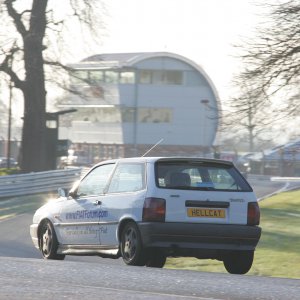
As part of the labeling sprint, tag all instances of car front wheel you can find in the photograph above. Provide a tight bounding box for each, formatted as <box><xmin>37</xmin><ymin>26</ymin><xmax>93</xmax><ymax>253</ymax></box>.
<box><xmin>223</xmin><ymin>250</ymin><xmax>254</xmax><ymax>274</ymax></box>
<box><xmin>40</xmin><ymin>220</ymin><xmax>65</xmax><ymax>260</ymax></box>
<box><xmin>120</xmin><ymin>222</ymin><xmax>146</xmax><ymax>266</ymax></box>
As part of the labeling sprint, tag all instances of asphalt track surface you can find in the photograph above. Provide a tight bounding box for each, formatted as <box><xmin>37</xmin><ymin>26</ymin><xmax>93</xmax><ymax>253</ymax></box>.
<box><xmin>0</xmin><ymin>255</ymin><xmax>299</xmax><ymax>300</ymax></box>
<box><xmin>0</xmin><ymin>177</ymin><xmax>299</xmax><ymax>299</ymax></box>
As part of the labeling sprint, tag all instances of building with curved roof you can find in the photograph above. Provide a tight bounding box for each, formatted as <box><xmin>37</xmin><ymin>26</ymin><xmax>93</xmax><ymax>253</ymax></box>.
<box><xmin>59</xmin><ymin>52</ymin><xmax>221</xmax><ymax>162</ymax></box>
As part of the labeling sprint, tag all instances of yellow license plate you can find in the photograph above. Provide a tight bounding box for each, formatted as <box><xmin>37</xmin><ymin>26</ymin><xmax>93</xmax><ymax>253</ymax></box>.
<box><xmin>187</xmin><ymin>208</ymin><xmax>225</xmax><ymax>218</ymax></box>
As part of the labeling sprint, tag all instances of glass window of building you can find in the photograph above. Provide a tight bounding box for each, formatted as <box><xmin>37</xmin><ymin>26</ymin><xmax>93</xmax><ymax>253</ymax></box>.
<box><xmin>165</xmin><ymin>70</ymin><xmax>183</xmax><ymax>85</ymax></box>
<box><xmin>185</xmin><ymin>71</ymin><xmax>205</xmax><ymax>86</ymax></box>
<box><xmin>120</xmin><ymin>71</ymin><xmax>135</xmax><ymax>84</ymax></box>
<box><xmin>73</xmin><ymin>107</ymin><xmax>122</xmax><ymax>123</ymax></box>
<box><xmin>72</xmin><ymin>107</ymin><xmax>172</xmax><ymax>123</ymax></box>
<box><xmin>89</xmin><ymin>70</ymin><xmax>104</xmax><ymax>84</ymax></box>
<box><xmin>121</xmin><ymin>108</ymin><xmax>135</xmax><ymax>122</ymax></box>
<box><xmin>105</xmin><ymin>71</ymin><xmax>119</xmax><ymax>84</ymax></box>
<box><xmin>70</xmin><ymin>70</ymin><xmax>89</xmax><ymax>85</ymax></box>
<box><xmin>139</xmin><ymin>70</ymin><xmax>152</xmax><ymax>84</ymax></box>
<box><xmin>152</xmin><ymin>70</ymin><xmax>163</xmax><ymax>84</ymax></box>
<box><xmin>151</xmin><ymin>70</ymin><xmax>183</xmax><ymax>85</ymax></box>
<box><xmin>138</xmin><ymin>108</ymin><xmax>172</xmax><ymax>123</ymax></box>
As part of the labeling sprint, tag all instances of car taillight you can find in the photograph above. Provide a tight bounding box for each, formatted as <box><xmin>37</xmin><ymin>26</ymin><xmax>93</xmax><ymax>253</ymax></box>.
<box><xmin>247</xmin><ymin>202</ymin><xmax>260</xmax><ymax>225</ymax></box>
<box><xmin>143</xmin><ymin>197</ymin><xmax>166</xmax><ymax>222</ymax></box>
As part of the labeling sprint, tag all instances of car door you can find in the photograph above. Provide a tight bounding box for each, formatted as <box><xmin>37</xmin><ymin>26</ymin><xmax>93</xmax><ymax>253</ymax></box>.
<box><xmin>56</xmin><ymin>163</ymin><xmax>115</xmax><ymax>245</ymax></box>
<box><xmin>98</xmin><ymin>162</ymin><xmax>146</xmax><ymax>246</ymax></box>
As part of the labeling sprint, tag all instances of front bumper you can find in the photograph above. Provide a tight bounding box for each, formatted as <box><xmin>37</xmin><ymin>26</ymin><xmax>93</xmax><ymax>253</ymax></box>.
<box><xmin>30</xmin><ymin>224</ymin><xmax>39</xmax><ymax>249</ymax></box>
<box><xmin>138</xmin><ymin>222</ymin><xmax>261</xmax><ymax>255</ymax></box>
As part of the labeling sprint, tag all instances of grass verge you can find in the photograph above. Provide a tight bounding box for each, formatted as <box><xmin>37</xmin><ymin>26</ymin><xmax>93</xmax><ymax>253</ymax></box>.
<box><xmin>0</xmin><ymin>168</ymin><xmax>20</xmax><ymax>176</ymax></box>
<box><xmin>165</xmin><ymin>190</ymin><xmax>300</xmax><ymax>279</ymax></box>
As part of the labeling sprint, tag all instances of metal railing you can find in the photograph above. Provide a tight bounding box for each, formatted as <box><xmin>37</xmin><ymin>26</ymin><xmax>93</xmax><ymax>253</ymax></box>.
<box><xmin>271</xmin><ymin>177</ymin><xmax>300</xmax><ymax>182</ymax></box>
<box><xmin>1</xmin><ymin>167</ymin><xmax>299</xmax><ymax>200</ymax></box>
<box><xmin>0</xmin><ymin>168</ymin><xmax>82</xmax><ymax>198</ymax></box>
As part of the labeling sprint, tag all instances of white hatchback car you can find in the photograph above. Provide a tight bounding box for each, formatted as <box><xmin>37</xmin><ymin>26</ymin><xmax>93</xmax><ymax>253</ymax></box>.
<box><xmin>30</xmin><ymin>157</ymin><xmax>261</xmax><ymax>274</ymax></box>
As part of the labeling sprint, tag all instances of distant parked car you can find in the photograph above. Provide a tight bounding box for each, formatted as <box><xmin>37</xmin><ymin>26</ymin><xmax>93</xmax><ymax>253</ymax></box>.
<box><xmin>0</xmin><ymin>157</ymin><xmax>18</xmax><ymax>168</ymax></box>
<box><xmin>59</xmin><ymin>149</ymin><xmax>90</xmax><ymax>167</ymax></box>
<box><xmin>30</xmin><ymin>157</ymin><xmax>261</xmax><ymax>274</ymax></box>
<box><xmin>235</xmin><ymin>157</ymin><xmax>251</xmax><ymax>178</ymax></box>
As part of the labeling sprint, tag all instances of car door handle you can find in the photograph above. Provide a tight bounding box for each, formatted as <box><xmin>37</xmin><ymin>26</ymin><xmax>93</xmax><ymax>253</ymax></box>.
<box><xmin>93</xmin><ymin>200</ymin><xmax>102</xmax><ymax>206</ymax></box>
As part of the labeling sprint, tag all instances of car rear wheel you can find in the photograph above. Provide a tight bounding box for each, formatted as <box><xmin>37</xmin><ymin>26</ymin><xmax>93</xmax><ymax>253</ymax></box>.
<box><xmin>223</xmin><ymin>250</ymin><xmax>254</xmax><ymax>274</ymax></box>
<box><xmin>146</xmin><ymin>250</ymin><xmax>166</xmax><ymax>268</ymax></box>
<box><xmin>120</xmin><ymin>222</ymin><xmax>146</xmax><ymax>266</ymax></box>
<box><xmin>40</xmin><ymin>221</ymin><xmax>65</xmax><ymax>260</ymax></box>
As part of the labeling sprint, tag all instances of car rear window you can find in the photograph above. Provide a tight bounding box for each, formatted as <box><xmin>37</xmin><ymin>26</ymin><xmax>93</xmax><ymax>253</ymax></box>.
<box><xmin>155</xmin><ymin>160</ymin><xmax>252</xmax><ymax>192</ymax></box>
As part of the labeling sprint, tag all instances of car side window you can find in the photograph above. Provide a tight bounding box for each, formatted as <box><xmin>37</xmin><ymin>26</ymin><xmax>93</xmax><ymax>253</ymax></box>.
<box><xmin>77</xmin><ymin>164</ymin><xmax>115</xmax><ymax>197</ymax></box>
<box><xmin>107</xmin><ymin>163</ymin><xmax>145</xmax><ymax>193</ymax></box>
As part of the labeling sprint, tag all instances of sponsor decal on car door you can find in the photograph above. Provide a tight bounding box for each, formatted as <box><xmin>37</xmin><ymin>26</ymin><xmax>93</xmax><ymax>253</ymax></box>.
<box><xmin>56</xmin><ymin>196</ymin><xmax>108</xmax><ymax>245</ymax></box>
<box><xmin>56</xmin><ymin>163</ymin><xmax>115</xmax><ymax>245</ymax></box>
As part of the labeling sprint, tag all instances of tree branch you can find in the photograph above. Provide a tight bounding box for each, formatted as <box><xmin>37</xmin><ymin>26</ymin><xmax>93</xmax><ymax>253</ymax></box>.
<box><xmin>0</xmin><ymin>44</ymin><xmax>25</xmax><ymax>90</ymax></box>
<box><xmin>5</xmin><ymin>0</ymin><xmax>27</xmax><ymax>36</ymax></box>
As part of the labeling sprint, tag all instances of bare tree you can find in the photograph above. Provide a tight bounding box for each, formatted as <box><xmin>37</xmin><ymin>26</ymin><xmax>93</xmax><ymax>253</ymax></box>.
<box><xmin>223</xmin><ymin>83</ymin><xmax>273</xmax><ymax>152</ymax></box>
<box><xmin>236</xmin><ymin>0</ymin><xmax>300</xmax><ymax>115</ymax></box>
<box><xmin>0</xmin><ymin>78</ymin><xmax>8</xmax><ymax>131</ymax></box>
<box><xmin>0</xmin><ymin>0</ymin><xmax>105</xmax><ymax>172</ymax></box>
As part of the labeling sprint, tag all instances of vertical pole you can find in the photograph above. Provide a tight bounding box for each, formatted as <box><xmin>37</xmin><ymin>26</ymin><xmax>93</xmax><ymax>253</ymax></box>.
<box><xmin>7</xmin><ymin>82</ymin><xmax>12</xmax><ymax>169</ymax></box>
<box><xmin>200</xmin><ymin>99</ymin><xmax>209</xmax><ymax>155</ymax></box>
<box><xmin>133</xmin><ymin>69</ymin><xmax>139</xmax><ymax>156</ymax></box>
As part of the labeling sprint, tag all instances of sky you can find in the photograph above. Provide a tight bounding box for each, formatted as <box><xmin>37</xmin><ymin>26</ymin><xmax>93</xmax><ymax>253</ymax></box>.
<box><xmin>76</xmin><ymin>0</ymin><xmax>264</xmax><ymax>102</ymax></box>
<box><xmin>2</xmin><ymin>0</ymin><xmax>270</xmax><ymax>130</ymax></box>
<box><xmin>2</xmin><ymin>0</ymin><xmax>297</xmax><ymax>145</ymax></box>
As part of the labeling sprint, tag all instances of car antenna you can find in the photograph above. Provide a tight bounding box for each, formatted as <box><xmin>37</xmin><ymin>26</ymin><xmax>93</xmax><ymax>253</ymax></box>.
<box><xmin>142</xmin><ymin>138</ymin><xmax>164</xmax><ymax>157</ymax></box>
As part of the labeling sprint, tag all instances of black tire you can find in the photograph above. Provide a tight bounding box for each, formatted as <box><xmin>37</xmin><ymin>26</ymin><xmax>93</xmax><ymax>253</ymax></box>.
<box><xmin>120</xmin><ymin>222</ymin><xmax>146</xmax><ymax>266</ymax></box>
<box><xmin>223</xmin><ymin>250</ymin><xmax>254</xmax><ymax>274</ymax></box>
<box><xmin>146</xmin><ymin>250</ymin><xmax>166</xmax><ymax>268</ymax></box>
<box><xmin>40</xmin><ymin>221</ymin><xmax>65</xmax><ymax>260</ymax></box>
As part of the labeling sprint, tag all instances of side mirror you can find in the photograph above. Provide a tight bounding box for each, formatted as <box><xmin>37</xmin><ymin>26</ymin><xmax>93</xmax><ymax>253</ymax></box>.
<box><xmin>68</xmin><ymin>190</ymin><xmax>77</xmax><ymax>199</ymax></box>
<box><xmin>67</xmin><ymin>180</ymin><xmax>81</xmax><ymax>199</ymax></box>
<box><xmin>58</xmin><ymin>188</ymin><xmax>68</xmax><ymax>198</ymax></box>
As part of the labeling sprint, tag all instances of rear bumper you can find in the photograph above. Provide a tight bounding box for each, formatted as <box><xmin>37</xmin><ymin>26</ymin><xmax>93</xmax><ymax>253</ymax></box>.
<box><xmin>138</xmin><ymin>222</ymin><xmax>261</xmax><ymax>255</ymax></box>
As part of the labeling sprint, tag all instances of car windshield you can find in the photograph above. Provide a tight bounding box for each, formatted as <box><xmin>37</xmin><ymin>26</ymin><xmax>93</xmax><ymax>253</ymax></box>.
<box><xmin>155</xmin><ymin>160</ymin><xmax>252</xmax><ymax>192</ymax></box>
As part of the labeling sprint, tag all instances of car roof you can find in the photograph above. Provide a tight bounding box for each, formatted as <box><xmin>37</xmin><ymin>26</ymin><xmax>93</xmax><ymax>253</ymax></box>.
<box><xmin>95</xmin><ymin>157</ymin><xmax>234</xmax><ymax>166</ymax></box>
